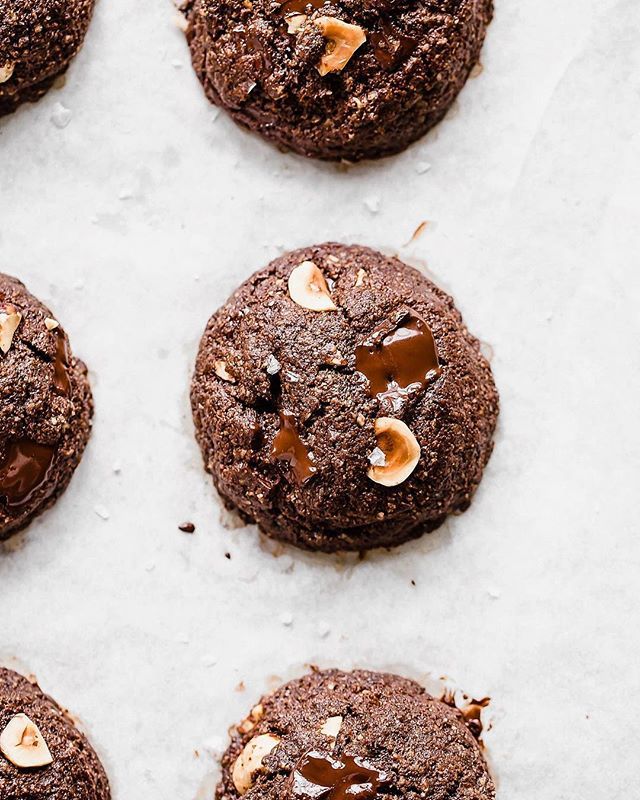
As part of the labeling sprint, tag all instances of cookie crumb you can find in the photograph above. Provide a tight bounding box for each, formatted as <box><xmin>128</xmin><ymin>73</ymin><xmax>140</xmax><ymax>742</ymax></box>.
<box><xmin>179</xmin><ymin>521</ymin><xmax>196</xmax><ymax>533</ymax></box>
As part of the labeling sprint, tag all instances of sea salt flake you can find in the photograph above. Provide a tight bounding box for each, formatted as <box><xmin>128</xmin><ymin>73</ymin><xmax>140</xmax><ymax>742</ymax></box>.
<box><xmin>368</xmin><ymin>447</ymin><xmax>386</xmax><ymax>467</ymax></box>
<box><xmin>51</xmin><ymin>102</ymin><xmax>72</xmax><ymax>129</ymax></box>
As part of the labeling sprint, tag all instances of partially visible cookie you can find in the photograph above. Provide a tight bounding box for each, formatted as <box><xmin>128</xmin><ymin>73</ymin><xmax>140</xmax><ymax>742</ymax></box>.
<box><xmin>0</xmin><ymin>0</ymin><xmax>95</xmax><ymax>117</ymax></box>
<box><xmin>216</xmin><ymin>669</ymin><xmax>495</xmax><ymax>800</ymax></box>
<box><xmin>191</xmin><ymin>243</ymin><xmax>498</xmax><ymax>552</ymax></box>
<box><xmin>0</xmin><ymin>667</ymin><xmax>110</xmax><ymax>798</ymax></box>
<box><xmin>0</xmin><ymin>274</ymin><xmax>93</xmax><ymax>540</ymax></box>
<box><xmin>185</xmin><ymin>0</ymin><xmax>493</xmax><ymax>160</ymax></box>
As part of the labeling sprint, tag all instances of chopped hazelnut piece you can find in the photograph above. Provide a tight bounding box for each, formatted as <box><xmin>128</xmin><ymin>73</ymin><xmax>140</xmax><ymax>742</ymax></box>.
<box><xmin>238</xmin><ymin>718</ymin><xmax>255</xmax><ymax>734</ymax></box>
<box><xmin>0</xmin><ymin>713</ymin><xmax>53</xmax><ymax>769</ymax></box>
<box><xmin>0</xmin><ymin>63</ymin><xmax>14</xmax><ymax>83</ymax></box>
<box><xmin>0</xmin><ymin>305</ymin><xmax>22</xmax><ymax>354</ymax></box>
<box><xmin>214</xmin><ymin>360</ymin><xmax>236</xmax><ymax>382</ymax></box>
<box><xmin>44</xmin><ymin>317</ymin><xmax>59</xmax><ymax>331</ymax></box>
<box><xmin>355</xmin><ymin>268</ymin><xmax>366</xmax><ymax>287</ymax></box>
<box><xmin>319</xmin><ymin>715</ymin><xmax>342</xmax><ymax>742</ymax></box>
<box><xmin>315</xmin><ymin>17</ymin><xmax>366</xmax><ymax>76</ymax></box>
<box><xmin>288</xmin><ymin>261</ymin><xmax>337</xmax><ymax>312</ymax></box>
<box><xmin>232</xmin><ymin>733</ymin><xmax>280</xmax><ymax>795</ymax></box>
<box><xmin>286</xmin><ymin>13</ymin><xmax>307</xmax><ymax>33</ymax></box>
<box><xmin>367</xmin><ymin>417</ymin><xmax>420</xmax><ymax>486</ymax></box>
<box><xmin>238</xmin><ymin>703</ymin><xmax>265</xmax><ymax>734</ymax></box>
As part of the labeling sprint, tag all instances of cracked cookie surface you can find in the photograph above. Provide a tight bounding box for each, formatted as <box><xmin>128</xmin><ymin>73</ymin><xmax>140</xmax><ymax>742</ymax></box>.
<box><xmin>0</xmin><ymin>273</ymin><xmax>93</xmax><ymax>540</ymax></box>
<box><xmin>216</xmin><ymin>669</ymin><xmax>495</xmax><ymax>800</ymax></box>
<box><xmin>0</xmin><ymin>0</ymin><xmax>95</xmax><ymax>116</ymax></box>
<box><xmin>185</xmin><ymin>0</ymin><xmax>493</xmax><ymax>160</ymax></box>
<box><xmin>190</xmin><ymin>243</ymin><xmax>498</xmax><ymax>553</ymax></box>
<box><xmin>0</xmin><ymin>667</ymin><xmax>110</xmax><ymax>798</ymax></box>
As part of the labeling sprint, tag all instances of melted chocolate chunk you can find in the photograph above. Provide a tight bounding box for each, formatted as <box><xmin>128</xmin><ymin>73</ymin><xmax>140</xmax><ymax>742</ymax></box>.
<box><xmin>290</xmin><ymin>750</ymin><xmax>389</xmax><ymax>800</ymax></box>
<box><xmin>53</xmin><ymin>329</ymin><xmax>72</xmax><ymax>397</ymax></box>
<box><xmin>279</xmin><ymin>0</ymin><xmax>327</xmax><ymax>17</ymax></box>
<box><xmin>272</xmin><ymin>412</ymin><xmax>316</xmax><ymax>483</ymax></box>
<box><xmin>370</xmin><ymin>22</ymin><xmax>417</xmax><ymax>70</ymax></box>
<box><xmin>0</xmin><ymin>439</ymin><xmax>56</xmax><ymax>509</ymax></box>
<box><xmin>355</xmin><ymin>311</ymin><xmax>441</xmax><ymax>403</ymax></box>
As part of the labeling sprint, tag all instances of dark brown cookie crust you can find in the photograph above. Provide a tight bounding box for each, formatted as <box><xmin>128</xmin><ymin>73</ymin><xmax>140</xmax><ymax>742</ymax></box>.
<box><xmin>185</xmin><ymin>0</ymin><xmax>493</xmax><ymax>161</ymax></box>
<box><xmin>217</xmin><ymin>669</ymin><xmax>495</xmax><ymax>800</ymax></box>
<box><xmin>191</xmin><ymin>244</ymin><xmax>498</xmax><ymax>553</ymax></box>
<box><xmin>0</xmin><ymin>667</ymin><xmax>110</xmax><ymax>799</ymax></box>
<box><xmin>0</xmin><ymin>274</ymin><xmax>93</xmax><ymax>540</ymax></box>
<box><xmin>0</xmin><ymin>0</ymin><xmax>95</xmax><ymax>117</ymax></box>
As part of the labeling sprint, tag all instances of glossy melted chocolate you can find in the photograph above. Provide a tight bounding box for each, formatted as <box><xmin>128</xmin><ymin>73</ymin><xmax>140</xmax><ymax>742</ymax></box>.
<box><xmin>279</xmin><ymin>0</ymin><xmax>326</xmax><ymax>16</ymax></box>
<box><xmin>370</xmin><ymin>23</ymin><xmax>417</xmax><ymax>70</ymax></box>
<box><xmin>355</xmin><ymin>311</ymin><xmax>440</xmax><ymax>400</ymax></box>
<box><xmin>272</xmin><ymin>412</ymin><xmax>317</xmax><ymax>483</ymax></box>
<box><xmin>0</xmin><ymin>439</ymin><xmax>56</xmax><ymax>509</ymax></box>
<box><xmin>0</xmin><ymin>329</ymin><xmax>71</xmax><ymax>510</ymax></box>
<box><xmin>290</xmin><ymin>750</ymin><xmax>389</xmax><ymax>800</ymax></box>
<box><xmin>53</xmin><ymin>329</ymin><xmax>72</xmax><ymax>397</ymax></box>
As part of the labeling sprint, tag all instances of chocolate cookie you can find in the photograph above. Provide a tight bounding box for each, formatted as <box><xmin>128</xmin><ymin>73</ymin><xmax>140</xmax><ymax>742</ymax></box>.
<box><xmin>0</xmin><ymin>667</ymin><xmax>110</xmax><ymax>798</ymax></box>
<box><xmin>191</xmin><ymin>243</ymin><xmax>498</xmax><ymax>553</ymax></box>
<box><xmin>0</xmin><ymin>274</ymin><xmax>93</xmax><ymax>540</ymax></box>
<box><xmin>216</xmin><ymin>669</ymin><xmax>495</xmax><ymax>800</ymax></box>
<box><xmin>0</xmin><ymin>0</ymin><xmax>95</xmax><ymax>117</ymax></box>
<box><xmin>184</xmin><ymin>0</ymin><xmax>492</xmax><ymax>161</ymax></box>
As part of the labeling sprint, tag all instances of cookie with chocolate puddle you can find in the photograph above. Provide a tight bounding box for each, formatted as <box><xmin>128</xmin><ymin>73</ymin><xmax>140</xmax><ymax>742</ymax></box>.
<box><xmin>190</xmin><ymin>243</ymin><xmax>498</xmax><ymax>553</ymax></box>
<box><xmin>0</xmin><ymin>273</ymin><xmax>93</xmax><ymax>540</ymax></box>
<box><xmin>216</xmin><ymin>669</ymin><xmax>495</xmax><ymax>800</ymax></box>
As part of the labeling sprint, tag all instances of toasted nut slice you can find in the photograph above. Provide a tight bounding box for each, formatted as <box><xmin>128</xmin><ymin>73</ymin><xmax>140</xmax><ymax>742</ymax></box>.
<box><xmin>44</xmin><ymin>317</ymin><xmax>59</xmax><ymax>331</ymax></box>
<box><xmin>288</xmin><ymin>261</ymin><xmax>337</xmax><ymax>312</ymax></box>
<box><xmin>286</xmin><ymin>12</ymin><xmax>307</xmax><ymax>33</ymax></box>
<box><xmin>238</xmin><ymin>717</ymin><xmax>256</xmax><ymax>734</ymax></box>
<box><xmin>367</xmin><ymin>418</ymin><xmax>420</xmax><ymax>486</ymax></box>
<box><xmin>315</xmin><ymin>17</ymin><xmax>366</xmax><ymax>76</ymax></box>
<box><xmin>214</xmin><ymin>360</ymin><xmax>235</xmax><ymax>382</ymax></box>
<box><xmin>0</xmin><ymin>305</ymin><xmax>22</xmax><ymax>354</ymax></box>
<box><xmin>232</xmin><ymin>733</ymin><xmax>280</xmax><ymax>795</ymax></box>
<box><xmin>355</xmin><ymin>268</ymin><xmax>366</xmax><ymax>287</ymax></box>
<box><xmin>0</xmin><ymin>63</ymin><xmax>14</xmax><ymax>83</ymax></box>
<box><xmin>238</xmin><ymin>703</ymin><xmax>265</xmax><ymax>734</ymax></box>
<box><xmin>0</xmin><ymin>713</ymin><xmax>53</xmax><ymax>769</ymax></box>
<box><xmin>319</xmin><ymin>715</ymin><xmax>342</xmax><ymax>741</ymax></box>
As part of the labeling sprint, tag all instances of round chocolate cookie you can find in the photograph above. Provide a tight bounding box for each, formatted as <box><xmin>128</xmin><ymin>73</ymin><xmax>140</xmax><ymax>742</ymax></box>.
<box><xmin>0</xmin><ymin>0</ymin><xmax>95</xmax><ymax>117</ymax></box>
<box><xmin>217</xmin><ymin>669</ymin><xmax>495</xmax><ymax>800</ymax></box>
<box><xmin>0</xmin><ymin>667</ymin><xmax>110</xmax><ymax>798</ymax></box>
<box><xmin>0</xmin><ymin>274</ymin><xmax>93</xmax><ymax>540</ymax></box>
<box><xmin>191</xmin><ymin>243</ymin><xmax>498</xmax><ymax>553</ymax></box>
<box><xmin>184</xmin><ymin>0</ymin><xmax>493</xmax><ymax>161</ymax></box>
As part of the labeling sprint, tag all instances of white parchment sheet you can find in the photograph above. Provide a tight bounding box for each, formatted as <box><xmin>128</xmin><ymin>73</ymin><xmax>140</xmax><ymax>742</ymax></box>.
<box><xmin>1</xmin><ymin>0</ymin><xmax>639</xmax><ymax>797</ymax></box>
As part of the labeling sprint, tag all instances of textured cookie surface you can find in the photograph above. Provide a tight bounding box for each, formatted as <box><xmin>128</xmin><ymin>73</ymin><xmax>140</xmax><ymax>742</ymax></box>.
<box><xmin>0</xmin><ymin>0</ymin><xmax>95</xmax><ymax>116</ymax></box>
<box><xmin>0</xmin><ymin>667</ymin><xmax>110</xmax><ymax>799</ymax></box>
<box><xmin>0</xmin><ymin>273</ymin><xmax>93</xmax><ymax>540</ymax></box>
<box><xmin>185</xmin><ymin>0</ymin><xmax>492</xmax><ymax>160</ymax></box>
<box><xmin>217</xmin><ymin>669</ymin><xmax>495</xmax><ymax>800</ymax></box>
<box><xmin>191</xmin><ymin>243</ymin><xmax>498</xmax><ymax>552</ymax></box>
